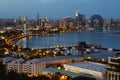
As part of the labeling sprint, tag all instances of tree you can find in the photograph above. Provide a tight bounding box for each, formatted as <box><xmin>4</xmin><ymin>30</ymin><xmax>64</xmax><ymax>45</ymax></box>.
<box><xmin>72</xmin><ymin>76</ymin><xmax>96</xmax><ymax>80</ymax></box>
<box><xmin>18</xmin><ymin>73</ymin><xmax>30</xmax><ymax>80</ymax></box>
<box><xmin>38</xmin><ymin>75</ymin><xmax>50</xmax><ymax>80</ymax></box>
<box><xmin>0</xmin><ymin>61</ymin><xmax>6</xmax><ymax>80</ymax></box>
<box><xmin>6</xmin><ymin>70</ymin><xmax>19</xmax><ymax>80</ymax></box>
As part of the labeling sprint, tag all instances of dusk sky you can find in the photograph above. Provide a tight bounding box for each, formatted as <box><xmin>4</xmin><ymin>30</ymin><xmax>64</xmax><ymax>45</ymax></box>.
<box><xmin>0</xmin><ymin>0</ymin><xmax>119</xmax><ymax>19</ymax></box>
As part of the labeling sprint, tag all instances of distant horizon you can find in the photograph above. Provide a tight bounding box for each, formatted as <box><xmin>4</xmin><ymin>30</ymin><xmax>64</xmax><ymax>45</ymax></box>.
<box><xmin>0</xmin><ymin>15</ymin><xmax>119</xmax><ymax>20</ymax></box>
<box><xmin>0</xmin><ymin>0</ymin><xmax>120</xmax><ymax>19</ymax></box>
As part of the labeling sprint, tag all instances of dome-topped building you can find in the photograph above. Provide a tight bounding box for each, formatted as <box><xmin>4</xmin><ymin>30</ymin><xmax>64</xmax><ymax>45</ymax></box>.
<box><xmin>90</xmin><ymin>15</ymin><xmax>104</xmax><ymax>29</ymax></box>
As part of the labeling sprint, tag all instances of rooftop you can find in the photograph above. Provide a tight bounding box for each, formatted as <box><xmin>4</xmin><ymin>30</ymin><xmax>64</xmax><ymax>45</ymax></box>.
<box><xmin>43</xmin><ymin>67</ymin><xmax>93</xmax><ymax>78</ymax></box>
<box><xmin>43</xmin><ymin>67</ymin><xmax>102</xmax><ymax>80</ymax></box>
<box><xmin>38</xmin><ymin>55</ymin><xmax>82</xmax><ymax>63</ymax></box>
<box><xmin>65</xmin><ymin>62</ymin><xmax>106</xmax><ymax>72</ymax></box>
<box><xmin>109</xmin><ymin>56</ymin><xmax>120</xmax><ymax>59</ymax></box>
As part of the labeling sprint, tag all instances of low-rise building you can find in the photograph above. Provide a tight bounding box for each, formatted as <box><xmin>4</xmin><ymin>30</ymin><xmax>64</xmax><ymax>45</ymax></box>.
<box><xmin>64</xmin><ymin>62</ymin><xmax>106</xmax><ymax>79</ymax></box>
<box><xmin>43</xmin><ymin>67</ymin><xmax>94</xmax><ymax>78</ymax></box>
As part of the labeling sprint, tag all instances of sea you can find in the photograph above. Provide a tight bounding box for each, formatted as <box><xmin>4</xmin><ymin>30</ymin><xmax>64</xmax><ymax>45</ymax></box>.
<box><xmin>16</xmin><ymin>30</ymin><xmax>120</xmax><ymax>59</ymax></box>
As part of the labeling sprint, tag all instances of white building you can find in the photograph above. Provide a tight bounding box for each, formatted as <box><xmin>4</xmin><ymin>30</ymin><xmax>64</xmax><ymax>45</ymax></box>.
<box><xmin>2</xmin><ymin>58</ymin><xmax>46</xmax><ymax>75</ymax></box>
<box><xmin>2</xmin><ymin>57</ymin><xmax>16</xmax><ymax>64</ymax></box>
<box><xmin>22</xmin><ymin>59</ymin><xmax>46</xmax><ymax>74</ymax></box>
<box><xmin>7</xmin><ymin>58</ymin><xmax>24</xmax><ymax>73</ymax></box>
<box><xmin>64</xmin><ymin>62</ymin><xmax>106</xmax><ymax>79</ymax></box>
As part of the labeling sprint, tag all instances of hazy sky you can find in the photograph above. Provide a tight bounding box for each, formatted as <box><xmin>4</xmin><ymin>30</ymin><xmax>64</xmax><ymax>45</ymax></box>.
<box><xmin>0</xmin><ymin>0</ymin><xmax>119</xmax><ymax>19</ymax></box>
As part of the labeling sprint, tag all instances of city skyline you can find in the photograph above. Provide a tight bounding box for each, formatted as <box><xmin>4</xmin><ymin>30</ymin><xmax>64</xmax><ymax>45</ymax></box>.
<box><xmin>0</xmin><ymin>0</ymin><xmax>120</xmax><ymax>19</ymax></box>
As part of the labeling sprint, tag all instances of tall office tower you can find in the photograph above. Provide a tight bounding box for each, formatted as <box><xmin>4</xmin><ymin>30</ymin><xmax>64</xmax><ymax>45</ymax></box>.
<box><xmin>41</xmin><ymin>19</ymin><xmax>45</xmax><ymax>28</ymax></box>
<box><xmin>75</xmin><ymin>11</ymin><xmax>82</xmax><ymax>27</ymax></box>
<box><xmin>18</xmin><ymin>16</ymin><xmax>22</xmax><ymax>25</ymax></box>
<box><xmin>23</xmin><ymin>16</ymin><xmax>27</xmax><ymax>22</ymax></box>
<box><xmin>106</xmin><ymin>56</ymin><xmax>120</xmax><ymax>80</ymax></box>
<box><xmin>23</xmin><ymin>16</ymin><xmax>27</xmax><ymax>34</ymax></box>
<box><xmin>81</xmin><ymin>14</ymin><xmax>86</xmax><ymax>26</ymax></box>
<box><xmin>36</xmin><ymin>13</ymin><xmax>41</xmax><ymax>29</ymax></box>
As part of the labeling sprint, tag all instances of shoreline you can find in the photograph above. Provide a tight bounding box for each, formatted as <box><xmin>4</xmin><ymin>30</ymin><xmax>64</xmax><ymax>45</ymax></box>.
<box><xmin>9</xmin><ymin>30</ymin><xmax>120</xmax><ymax>48</ymax></box>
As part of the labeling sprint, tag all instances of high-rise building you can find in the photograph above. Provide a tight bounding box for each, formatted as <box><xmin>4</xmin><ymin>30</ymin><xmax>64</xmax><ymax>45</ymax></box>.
<box><xmin>36</xmin><ymin>13</ymin><xmax>40</xmax><ymax>26</ymax></box>
<box><xmin>59</xmin><ymin>19</ymin><xmax>66</xmax><ymax>29</ymax></box>
<box><xmin>18</xmin><ymin>16</ymin><xmax>22</xmax><ymax>26</ymax></box>
<box><xmin>75</xmin><ymin>11</ymin><xmax>83</xmax><ymax>27</ymax></box>
<box><xmin>23</xmin><ymin>16</ymin><xmax>27</xmax><ymax>22</ymax></box>
<box><xmin>59</xmin><ymin>17</ymin><xmax>74</xmax><ymax>30</ymax></box>
<box><xmin>36</xmin><ymin>13</ymin><xmax>41</xmax><ymax>29</ymax></box>
<box><xmin>81</xmin><ymin>14</ymin><xmax>86</xmax><ymax>26</ymax></box>
<box><xmin>23</xmin><ymin>16</ymin><xmax>27</xmax><ymax>34</ymax></box>
<box><xmin>106</xmin><ymin>56</ymin><xmax>120</xmax><ymax>80</ymax></box>
<box><xmin>90</xmin><ymin>15</ymin><xmax>104</xmax><ymax>29</ymax></box>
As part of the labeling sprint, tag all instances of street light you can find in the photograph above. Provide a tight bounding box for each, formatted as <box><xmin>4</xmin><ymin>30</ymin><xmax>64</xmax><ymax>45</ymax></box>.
<box><xmin>60</xmin><ymin>75</ymin><xmax>67</xmax><ymax>80</ymax></box>
<box><xmin>1</xmin><ymin>36</ymin><xmax>5</xmax><ymax>39</ymax></box>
